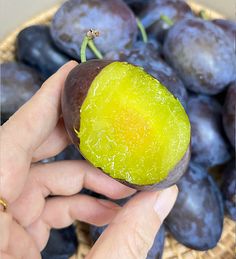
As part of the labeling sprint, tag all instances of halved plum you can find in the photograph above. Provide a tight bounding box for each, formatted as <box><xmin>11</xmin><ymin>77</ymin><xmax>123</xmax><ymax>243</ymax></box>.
<box><xmin>62</xmin><ymin>60</ymin><xmax>190</xmax><ymax>189</ymax></box>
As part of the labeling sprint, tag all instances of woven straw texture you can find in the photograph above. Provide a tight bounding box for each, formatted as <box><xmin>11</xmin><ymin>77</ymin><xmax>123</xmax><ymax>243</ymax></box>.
<box><xmin>0</xmin><ymin>2</ymin><xmax>235</xmax><ymax>259</ymax></box>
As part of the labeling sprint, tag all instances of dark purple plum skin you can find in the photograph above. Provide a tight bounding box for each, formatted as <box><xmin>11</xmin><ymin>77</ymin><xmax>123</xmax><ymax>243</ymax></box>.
<box><xmin>55</xmin><ymin>144</ymin><xmax>84</xmax><ymax>161</ymax></box>
<box><xmin>50</xmin><ymin>0</ymin><xmax>138</xmax><ymax>60</ymax></box>
<box><xmin>187</xmin><ymin>94</ymin><xmax>231</xmax><ymax>167</ymax></box>
<box><xmin>163</xmin><ymin>17</ymin><xmax>236</xmax><ymax>95</ymax></box>
<box><xmin>124</xmin><ymin>0</ymin><xmax>151</xmax><ymax>15</ymax></box>
<box><xmin>1</xmin><ymin>62</ymin><xmax>41</xmax><ymax>120</ymax></box>
<box><xmin>146</xmin><ymin>225</ymin><xmax>165</xmax><ymax>259</ymax></box>
<box><xmin>89</xmin><ymin>224</ymin><xmax>107</xmax><ymax>244</ymax></box>
<box><xmin>105</xmin><ymin>41</ymin><xmax>188</xmax><ymax>109</ymax></box>
<box><xmin>223</xmin><ymin>83</ymin><xmax>236</xmax><ymax>148</ymax></box>
<box><xmin>16</xmin><ymin>25</ymin><xmax>71</xmax><ymax>79</ymax></box>
<box><xmin>62</xmin><ymin>60</ymin><xmax>190</xmax><ymax>190</ymax></box>
<box><xmin>221</xmin><ymin>160</ymin><xmax>236</xmax><ymax>221</ymax></box>
<box><xmin>140</xmin><ymin>0</ymin><xmax>194</xmax><ymax>42</ymax></box>
<box><xmin>41</xmin><ymin>225</ymin><xmax>78</xmax><ymax>259</ymax></box>
<box><xmin>165</xmin><ymin>162</ymin><xmax>224</xmax><ymax>250</ymax></box>
<box><xmin>90</xmin><ymin>224</ymin><xmax>165</xmax><ymax>259</ymax></box>
<box><xmin>212</xmin><ymin>19</ymin><xmax>236</xmax><ymax>43</ymax></box>
<box><xmin>62</xmin><ymin>60</ymin><xmax>112</xmax><ymax>148</ymax></box>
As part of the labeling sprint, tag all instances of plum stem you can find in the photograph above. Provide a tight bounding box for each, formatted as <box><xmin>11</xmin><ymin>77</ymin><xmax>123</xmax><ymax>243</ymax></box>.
<box><xmin>80</xmin><ymin>29</ymin><xmax>103</xmax><ymax>63</ymax></box>
<box><xmin>199</xmin><ymin>10</ymin><xmax>208</xmax><ymax>20</ymax></box>
<box><xmin>136</xmin><ymin>18</ymin><xmax>148</xmax><ymax>43</ymax></box>
<box><xmin>160</xmin><ymin>15</ymin><xmax>174</xmax><ymax>26</ymax></box>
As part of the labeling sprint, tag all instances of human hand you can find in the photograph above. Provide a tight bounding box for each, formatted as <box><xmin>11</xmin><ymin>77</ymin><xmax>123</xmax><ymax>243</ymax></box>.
<box><xmin>0</xmin><ymin>61</ymin><xmax>178</xmax><ymax>259</ymax></box>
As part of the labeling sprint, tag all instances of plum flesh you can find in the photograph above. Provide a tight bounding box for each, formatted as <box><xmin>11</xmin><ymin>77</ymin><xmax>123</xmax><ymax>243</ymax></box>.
<box><xmin>105</xmin><ymin>41</ymin><xmax>188</xmax><ymax>109</ymax></box>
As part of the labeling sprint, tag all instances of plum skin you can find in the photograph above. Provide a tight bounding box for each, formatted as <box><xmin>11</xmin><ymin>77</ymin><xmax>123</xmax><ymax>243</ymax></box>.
<box><xmin>165</xmin><ymin>162</ymin><xmax>224</xmax><ymax>250</ymax></box>
<box><xmin>187</xmin><ymin>94</ymin><xmax>231</xmax><ymax>167</ymax></box>
<box><xmin>223</xmin><ymin>83</ymin><xmax>236</xmax><ymax>148</ymax></box>
<box><xmin>62</xmin><ymin>60</ymin><xmax>113</xmax><ymax>148</ymax></box>
<box><xmin>221</xmin><ymin>160</ymin><xmax>236</xmax><ymax>221</ymax></box>
<box><xmin>62</xmin><ymin>60</ymin><xmax>190</xmax><ymax>190</ymax></box>
<box><xmin>117</xmin><ymin>147</ymin><xmax>190</xmax><ymax>191</ymax></box>
<box><xmin>55</xmin><ymin>144</ymin><xmax>84</xmax><ymax>161</ymax></box>
<box><xmin>50</xmin><ymin>0</ymin><xmax>138</xmax><ymax>60</ymax></box>
<box><xmin>1</xmin><ymin>62</ymin><xmax>41</xmax><ymax>121</ymax></box>
<box><xmin>123</xmin><ymin>0</ymin><xmax>149</xmax><ymax>15</ymax></box>
<box><xmin>163</xmin><ymin>17</ymin><xmax>236</xmax><ymax>95</ymax></box>
<box><xmin>41</xmin><ymin>225</ymin><xmax>78</xmax><ymax>259</ymax></box>
<box><xmin>212</xmin><ymin>19</ymin><xmax>236</xmax><ymax>43</ymax></box>
<box><xmin>16</xmin><ymin>25</ymin><xmax>71</xmax><ymax>79</ymax></box>
<box><xmin>140</xmin><ymin>0</ymin><xmax>194</xmax><ymax>42</ymax></box>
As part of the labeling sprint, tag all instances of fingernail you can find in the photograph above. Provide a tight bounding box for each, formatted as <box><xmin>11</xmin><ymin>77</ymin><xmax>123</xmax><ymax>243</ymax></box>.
<box><xmin>153</xmin><ymin>185</ymin><xmax>178</xmax><ymax>222</ymax></box>
<box><xmin>59</xmin><ymin>60</ymin><xmax>78</xmax><ymax>71</ymax></box>
<box><xmin>70</xmin><ymin>60</ymin><xmax>79</xmax><ymax>65</ymax></box>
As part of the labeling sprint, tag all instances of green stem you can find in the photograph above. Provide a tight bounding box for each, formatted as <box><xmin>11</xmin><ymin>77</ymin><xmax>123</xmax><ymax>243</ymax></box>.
<box><xmin>80</xmin><ymin>29</ymin><xmax>103</xmax><ymax>63</ymax></box>
<box><xmin>160</xmin><ymin>15</ymin><xmax>174</xmax><ymax>26</ymax></box>
<box><xmin>80</xmin><ymin>36</ymin><xmax>89</xmax><ymax>63</ymax></box>
<box><xmin>136</xmin><ymin>18</ymin><xmax>148</xmax><ymax>43</ymax></box>
<box><xmin>199</xmin><ymin>10</ymin><xmax>208</xmax><ymax>20</ymax></box>
<box><xmin>88</xmin><ymin>40</ymin><xmax>103</xmax><ymax>59</ymax></box>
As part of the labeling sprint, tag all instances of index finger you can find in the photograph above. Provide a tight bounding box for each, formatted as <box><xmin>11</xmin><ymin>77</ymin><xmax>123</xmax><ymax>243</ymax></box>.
<box><xmin>0</xmin><ymin>61</ymin><xmax>77</xmax><ymax>203</ymax></box>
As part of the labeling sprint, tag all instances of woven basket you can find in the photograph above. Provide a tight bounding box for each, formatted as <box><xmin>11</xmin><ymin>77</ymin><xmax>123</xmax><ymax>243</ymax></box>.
<box><xmin>0</xmin><ymin>2</ymin><xmax>235</xmax><ymax>259</ymax></box>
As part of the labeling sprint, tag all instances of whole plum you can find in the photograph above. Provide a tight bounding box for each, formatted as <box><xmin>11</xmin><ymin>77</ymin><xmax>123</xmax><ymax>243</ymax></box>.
<box><xmin>165</xmin><ymin>162</ymin><xmax>224</xmax><ymax>250</ymax></box>
<box><xmin>16</xmin><ymin>25</ymin><xmax>71</xmax><ymax>79</ymax></box>
<box><xmin>188</xmin><ymin>94</ymin><xmax>231</xmax><ymax>167</ymax></box>
<box><xmin>163</xmin><ymin>17</ymin><xmax>236</xmax><ymax>94</ymax></box>
<box><xmin>51</xmin><ymin>0</ymin><xmax>138</xmax><ymax>60</ymax></box>
<box><xmin>41</xmin><ymin>225</ymin><xmax>78</xmax><ymax>259</ymax></box>
<box><xmin>221</xmin><ymin>160</ymin><xmax>236</xmax><ymax>221</ymax></box>
<box><xmin>90</xmin><ymin>224</ymin><xmax>165</xmax><ymax>259</ymax></box>
<box><xmin>1</xmin><ymin>62</ymin><xmax>41</xmax><ymax>121</ymax></box>
<box><xmin>213</xmin><ymin>19</ymin><xmax>236</xmax><ymax>43</ymax></box>
<box><xmin>140</xmin><ymin>0</ymin><xmax>194</xmax><ymax>42</ymax></box>
<box><xmin>223</xmin><ymin>82</ymin><xmax>235</xmax><ymax>148</ymax></box>
<box><xmin>105</xmin><ymin>41</ymin><xmax>188</xmax><ymax>109</ymax></box>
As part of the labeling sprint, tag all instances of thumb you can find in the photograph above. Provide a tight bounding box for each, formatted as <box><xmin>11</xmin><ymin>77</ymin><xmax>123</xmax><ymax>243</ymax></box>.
<box><xmin>87</xmin><ymin>185</ymin><xmax>178</xmax><ymax>259</ymax></box>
